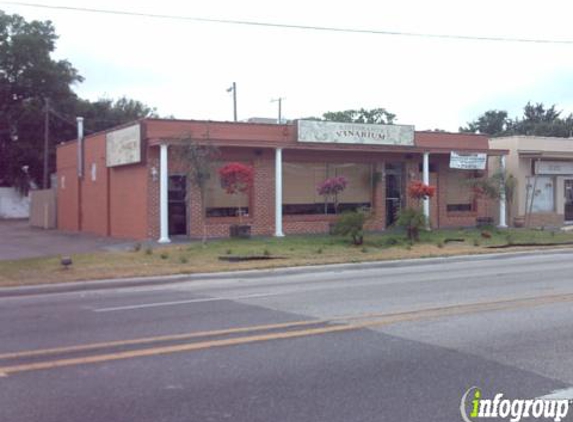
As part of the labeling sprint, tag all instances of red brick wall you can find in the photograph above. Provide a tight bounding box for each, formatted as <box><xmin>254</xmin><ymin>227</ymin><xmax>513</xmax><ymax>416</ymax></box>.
<box><xmin>58</xmin><ymin>120</ymin><xmax>496</xmax><ymax>240</ymax></box>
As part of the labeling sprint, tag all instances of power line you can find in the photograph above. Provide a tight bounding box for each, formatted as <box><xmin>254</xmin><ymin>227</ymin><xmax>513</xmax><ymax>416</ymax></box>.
<box><xmin>1</xmin><ymin>1</ymin><xmax>573</xmax><ymax>45</ymax></box>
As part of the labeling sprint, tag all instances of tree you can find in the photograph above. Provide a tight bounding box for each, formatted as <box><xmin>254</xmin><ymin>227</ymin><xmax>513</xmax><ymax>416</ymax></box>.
<box><xmin>218</xmin><ymin>162</ymin><xmax>254</xmax><ymax>223</ymax></box>
<box><xmin>0</xmin><ymin>11</ymin><xmax>158</xmax><ymax>190</ymax></box>
<box><xmin>460</xmin><ymin>110</ymin><xmax>510</xmax><ymax>136</ymax></box>
<box><xmin>314</xmin><ymin>108</ymin><xmax>396</xmax><ymax>124</ymax></box>
<box><xmin>396</xmin><ymin>181</ymin><xmax>436</xmax><ymax>241</ymax></box>
<box><xmin>175</xmin><ymin>136</ymin><xmax>220</xmax><ymax>245</ymax></box>
<box><xmin>0</xmin><ymin>11</ymin><xmax>81</xmax><ymax>188</ymax></box>
<box><xmin>317</xmin><ymin>176</ymin><xmax>348</xmax><ymax>214</ymax></box>
<box><xmin>461</xmin><ymin>102</ymin><xmax>573</xmax><ymax>138</ymax></box>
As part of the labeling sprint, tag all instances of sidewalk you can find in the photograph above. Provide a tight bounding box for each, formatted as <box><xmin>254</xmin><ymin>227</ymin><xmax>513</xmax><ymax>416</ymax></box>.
<box><xmin>0</xmin><ymin>219</ymin><xmax>134</xmax><ymax>261</ymax></box>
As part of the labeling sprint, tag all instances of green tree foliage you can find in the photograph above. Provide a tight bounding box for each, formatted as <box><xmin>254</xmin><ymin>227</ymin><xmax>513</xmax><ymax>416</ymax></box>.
<box><xmin>314</xmin><ymin>107</ymin><xmax>396</xmax><ymax>125</ymax></box>
<box><xmin>175</xmin><ymin>136</ymin><xmax>220</xmax><ymax>244</ymax></box>
<box><xmin>0</xmin><ymin>11</ymin><xmax>157</xmax><ymax>189</ymax></box>
<box><xmin>460</xmin><ymin>102</ymin><xmax>573</xmax><ymax>137</ymax></box>
<box><xmin>333</xmin><ymin>210</ymin><xmax>368</xmax><ymax>245</ymax></box>
<box><xmin>460</xmin><ymin>110</ymin><xmax>510</xmax><ymax>136</ymax></box>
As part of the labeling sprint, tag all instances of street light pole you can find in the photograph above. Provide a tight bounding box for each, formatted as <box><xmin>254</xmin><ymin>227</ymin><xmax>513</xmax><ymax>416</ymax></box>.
<box><xmin>43</xmin><ymin>97</ymin><xmax>50</xmax><ymax>189</ymax></box>
<box><xmin>227</xmin><ymin>82</ymin><xmax>237</xmax><ymax>121</ymax></box>
<box><xmin>271</xmin><ymin>97</ymin><xmax>286</xmax><ymax>124</ymax></box>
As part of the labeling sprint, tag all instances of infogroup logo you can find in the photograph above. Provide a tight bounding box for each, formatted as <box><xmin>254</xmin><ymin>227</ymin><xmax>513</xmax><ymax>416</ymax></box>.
<box><xmin>460</xmin><ymin>387</ymin><xmax>570</xmax><ymax>422</ymax></box>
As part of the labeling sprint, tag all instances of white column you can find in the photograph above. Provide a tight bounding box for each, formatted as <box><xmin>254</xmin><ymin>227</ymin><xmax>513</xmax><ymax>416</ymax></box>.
<box><xmin>275</xmin><ymin>148</ymin><xmax>284</xmax><ymax>237</ymax></box>
<box><xmin>422</xmin><ymin>152</ymin><xmax>430</xmax><ymax>228</ymax></box>
<box><xmin>498</xmin><ymin>155</ymin><xmax>508</xmax><ymax>228</ymax></box>
<box><xmin>158</xmin><ymin>143</ymin><xmax>171</xmax><ymax>243</ymax></box>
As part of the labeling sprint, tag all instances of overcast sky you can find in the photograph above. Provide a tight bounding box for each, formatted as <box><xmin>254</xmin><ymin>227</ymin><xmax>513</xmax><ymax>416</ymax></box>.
<box><xmin>2</xmin><ymin>0</ymin><xmax>573</xmax><ymax>131</ymax></box>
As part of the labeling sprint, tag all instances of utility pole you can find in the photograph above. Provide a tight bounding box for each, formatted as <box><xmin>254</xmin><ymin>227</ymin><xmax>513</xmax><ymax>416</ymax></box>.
<box><xmin>43</xmin><ymin>97</ymin><xmax>50</xmax><ymax>189</ymax></box>
<box><xmin>271</xmin><ymin>97</ymin><xmax>286</xmax><ymax>124</ymax></box>
<box><xmin>227</xmin><ymin>82</ymin><xmax>237</xmax><ymax>121</ymax></box>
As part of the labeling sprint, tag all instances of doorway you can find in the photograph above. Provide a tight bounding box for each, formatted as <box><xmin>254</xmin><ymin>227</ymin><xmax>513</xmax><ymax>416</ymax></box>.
<box><xmin>168</xmin><ymin>175</ymin><xmax>187</xmax><ymax>236</ymax></box>
<box><xmin>385</xmin><ymin>163</ymin><xmax>404</xmax><ymax>227</ymax></box>
<box><xmin>565</xmin><ymin>180</ymin><xmax>573</xmax><ymax>222</ymax></box>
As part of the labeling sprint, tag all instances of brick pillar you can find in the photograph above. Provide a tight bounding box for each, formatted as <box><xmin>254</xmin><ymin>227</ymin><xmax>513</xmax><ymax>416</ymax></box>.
<box><xmin>251</xmin><ymin>150</ymin><xmax>275</xmax><ymax>236</ymax></box>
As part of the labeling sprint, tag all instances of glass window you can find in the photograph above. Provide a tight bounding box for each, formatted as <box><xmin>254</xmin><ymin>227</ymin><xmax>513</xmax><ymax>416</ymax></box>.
<box><xmin>205</xmin><ymin>162</ymin><xmax>250</xmax><ymax>218</ymax></box>
<box><xmin>446</xmin><ymin>169</ymin><xmax>474</xmax><ymax>212</ymax></box>
<box><xmin>526</xmin><ymin>176</ymin><xmax>555</xmax><ymax>213</ymax></box>
<box><xmin>283</xmin><ymin>162</ymin><xmax>373</xmax><ymax>215</ymax></box>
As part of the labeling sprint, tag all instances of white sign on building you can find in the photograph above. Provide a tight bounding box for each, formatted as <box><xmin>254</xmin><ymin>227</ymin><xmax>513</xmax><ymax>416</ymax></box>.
<box><xmin>106</xmin><ymin>124</ymin><xmax>142</xmax><ymax>167</ymax></box>
<box><xmin>535</xmin><ymin>161</ymin><xmax>573</xmax><ymax>175</ymax></box>
<box><xmin>449</xmin><ymin>152</ymin><xmax>487</xmax><ymax>170</ymax></box>
<box><xmin>297</xmin><ymin>120</ymin><xmax>415</xmax><ymax>146</ymax></box>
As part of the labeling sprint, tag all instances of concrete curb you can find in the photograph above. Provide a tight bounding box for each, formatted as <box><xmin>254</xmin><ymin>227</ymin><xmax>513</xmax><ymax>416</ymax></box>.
<box><xmin>2</xmin><ymin>247</ymin><xmax>573</xmax><ymax>298</ymax></box>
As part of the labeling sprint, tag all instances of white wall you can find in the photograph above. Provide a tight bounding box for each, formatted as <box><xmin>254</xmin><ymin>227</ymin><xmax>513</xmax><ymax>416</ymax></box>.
<box><xmin>0</xmin><ymin>187</ymin><xmax>30</xmax><ymax>219</ymax></box>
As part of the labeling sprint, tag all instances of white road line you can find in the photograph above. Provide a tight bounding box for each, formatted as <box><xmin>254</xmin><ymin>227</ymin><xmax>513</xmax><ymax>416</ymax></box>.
<box><xmin>92</xmin><ymin>292</ymin><xmax>281</xmax><ymax>312</ymax></box>
<box><xmin>539</xmin><ymin>387</ymin><xmax>573</xmax><ymax>400</ymax></box>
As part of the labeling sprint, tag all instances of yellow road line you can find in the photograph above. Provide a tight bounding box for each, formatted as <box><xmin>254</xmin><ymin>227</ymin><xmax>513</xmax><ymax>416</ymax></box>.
<box><xmin>0</xmin><ymin>319</ymin><xmax>323</xmax><ymax>360</ymax></box>
<box><xmin>1</xmin><ymin>291</ymin><xmax>572</xmax><ymax>375</ymax></box>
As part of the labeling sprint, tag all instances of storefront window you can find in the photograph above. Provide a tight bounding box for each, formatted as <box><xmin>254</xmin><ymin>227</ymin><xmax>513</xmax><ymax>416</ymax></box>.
<box><xmin>283</xmin><ymin>162</ymin><xmax>373</xmax><ymax>215</ymax></box>
<box><xmin>526</xmin><ymin>176</ymin><xmax>555</xmax><ymax>213</ymax></box>
<box><xmin>205</xmin><ymin>162</ymin><xmax>250</xmax><ymax>218</ymax></box>
<box><xmin>446</xmin><ymin>169</ymin><xmax>475</xmax><ymax>212</ymax></box>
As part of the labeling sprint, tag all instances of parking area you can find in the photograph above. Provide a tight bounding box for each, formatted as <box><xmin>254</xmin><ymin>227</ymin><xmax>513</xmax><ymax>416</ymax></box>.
<box><xmin>0</xmin><ymin>220</ymin><xmax>133</xmax><ymax>261</ymax></box>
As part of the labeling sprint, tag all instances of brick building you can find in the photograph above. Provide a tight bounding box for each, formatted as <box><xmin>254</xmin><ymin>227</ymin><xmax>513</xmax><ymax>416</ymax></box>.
<box><xmin>56</xmin><ymin>118</ymin><xmax>508</xmax><ymax>241</ymax></box>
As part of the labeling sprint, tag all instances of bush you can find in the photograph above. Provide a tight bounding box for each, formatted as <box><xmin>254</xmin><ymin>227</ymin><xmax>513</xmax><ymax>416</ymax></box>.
<box><xmin>396</xmin><ymin>208</ymin><xmax>427</xmax><ymax>242</ymax></box>
<box><xmin>160</xmin><ymin>252</ymin><xmax>169</xmax><ymax>260</ymax></box>
<box><xmin>144</xmin><ymin>246</ymin><xmax>153</xmax><ymax>255</ymax></box>
<box><xmin>133</xmin><ymin>242</ymin><xmax>142</xmax><ymax>252</ymax></box>
<box><xmin>179</xmin><ymin>256</ymin><xmax>188</xmax><ymax>264</ymax></box>
<box><xmin>333</xmin><ymin>210</ymin><xmax>368</xmax><ymax>245</ymax></box>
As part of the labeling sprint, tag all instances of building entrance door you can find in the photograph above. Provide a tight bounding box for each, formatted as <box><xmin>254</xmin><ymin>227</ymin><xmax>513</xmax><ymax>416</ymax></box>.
<box><xmin>385</xmin><ymin>163</ymin><xmax>404</xmax><ymax>227</ymax></box>
<box><xmin>565</xmin><ymin>180</ymin><xmax>573</xmax><ymax>222</ymax></box>
<box><xmin>168</xmin><ymin>175</ymin><xmax>187</xmax><ymax>235</ymax></box>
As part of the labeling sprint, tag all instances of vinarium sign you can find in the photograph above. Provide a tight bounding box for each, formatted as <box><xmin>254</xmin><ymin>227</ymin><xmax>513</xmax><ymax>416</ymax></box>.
<box><xmin>297</xmin><ymin>120</ymin><xmax>415</xmax><ymax>146</ymax></box>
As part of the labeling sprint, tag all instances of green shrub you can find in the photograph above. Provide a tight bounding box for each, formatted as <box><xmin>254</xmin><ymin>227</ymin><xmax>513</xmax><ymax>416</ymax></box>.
<box><xmin>133</xmin><ymin>242</ymin><xmax>142</xmax><ymax>252</ymax></box>
<box><xmin>333</xmin><ymin>210</ymin><xmax>368</xmax><ymax>245</ymax></box>
<box><xmin>145</xmin><ymin>246</ymin><xmax>153</xmax><ymax>255</ymax></box>
<box><xmin>263</xmin><ymin>248</ymin><xmax>271</xmax><ymax>257</ymax></box>
<box><xmin>179</xmin><ymin>256</ymin><xmax>188</xmax><ymax>264</ymax></box>
<box><xmin>316</xmin><ymin>248</ymin><xmax>323</xmax><ymax>254</ymax></box>
<box><xmin>160</xmin><ymin>252</ymin><xmax>169</xmax><ymax>260</ymax></box>
<box><xmin>396</xmin><ymin>208</ymin><xmax>426</xmax><ymax>242</ymax></box>
<box><xmin>436</xmin><ymin>240</ymin><xmax>444</xmax><ymax>248</ymax></box>
<box><xmin>473</xmin><ymin>238</ymin><xmax>480</xmax><ymax>247</ymax></box>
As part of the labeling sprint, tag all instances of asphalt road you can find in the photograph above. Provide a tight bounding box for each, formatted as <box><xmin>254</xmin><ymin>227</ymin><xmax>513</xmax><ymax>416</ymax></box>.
<box><xmin>1</xmin><ymin>251</ymin><xmax>573</xmax><ymax>421</ymax></box>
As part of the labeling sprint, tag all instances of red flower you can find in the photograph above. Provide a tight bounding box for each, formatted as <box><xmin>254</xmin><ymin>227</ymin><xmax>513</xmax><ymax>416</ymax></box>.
<box><xmin>218</xmin><ymin>162</ymin><xmax>254</xmax><ymax>195</ymax></box>
<box><xmin>317</xmin><ymin>176</ymin><xmax>348</xmax><ymax>196</ymax></box>
<box><xmin>408</xmin><ymin>181</ymin><xmax>436</xmax><ymax>199</ymax></box>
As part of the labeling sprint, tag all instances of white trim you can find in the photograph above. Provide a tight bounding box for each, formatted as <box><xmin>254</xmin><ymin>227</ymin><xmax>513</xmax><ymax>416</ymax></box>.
<box><xmin>423</xmin><ymin>152</ymin><xmax>430</xmax><ymax>228</ymax></box>
<box><xmin>498</xmin><ymin>155</ymin><xmax>508</xmax><ymax>228</ymax></box>
<box><xmin>158</xmin><ymin>144</ymin><xmax>171</xmax><ymax>243</ymax></box>
<box><xmin>275</xmin><ymin>148</ymin><xmax>284</xmax><ymax>237</ymax></box>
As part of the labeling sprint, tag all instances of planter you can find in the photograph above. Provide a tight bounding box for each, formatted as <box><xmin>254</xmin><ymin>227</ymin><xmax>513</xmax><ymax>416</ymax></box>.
<box><xmin>513</xmin><ymin>216</ymin><xmax>525</xmax><ymax>228</ymax></box>
<box><xmin>230</xmin><ymin>224</ymin><xmax>251</xmax><ymax>239</ymax></box>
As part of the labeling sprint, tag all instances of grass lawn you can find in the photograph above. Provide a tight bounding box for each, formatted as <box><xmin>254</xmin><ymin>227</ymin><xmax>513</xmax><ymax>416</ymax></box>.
<box><xmin>1</xmin><ymin>227</ymin><xmax>573</xmax><ymax>287</ymax></box>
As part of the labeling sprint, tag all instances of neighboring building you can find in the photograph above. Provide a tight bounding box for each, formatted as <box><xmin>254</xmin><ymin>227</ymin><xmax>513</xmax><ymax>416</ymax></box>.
<box><xmin>56</xmin><ymin>118</ymin><xmax>506</xmax><ymax>241</ymax></box>
<box><xmin>489</xmin><ymin>136</ymin><xmax>573</xmax><ymax>227</ymax></box>
<box><xmin>0</xmin><ymin>187</ymin><xmax>30</xmax><ymax>219</ymax></box>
